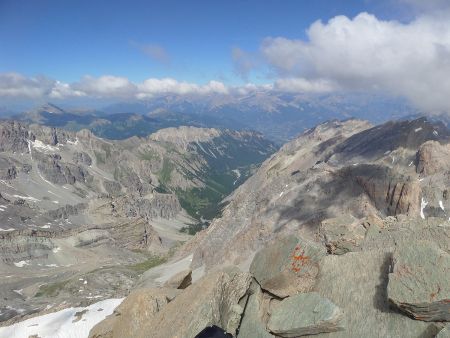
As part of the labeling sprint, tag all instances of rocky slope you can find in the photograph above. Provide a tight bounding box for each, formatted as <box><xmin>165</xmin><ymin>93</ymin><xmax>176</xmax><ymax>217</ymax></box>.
<box><xmin>85</xmin><ymin>117</ymin><xmax>450</xmax><ymax>338</ymax></box>
<box><xmin>0</xmin><ymin>120</ymin><xmax>275</xmax><ymax>324</ymax></box>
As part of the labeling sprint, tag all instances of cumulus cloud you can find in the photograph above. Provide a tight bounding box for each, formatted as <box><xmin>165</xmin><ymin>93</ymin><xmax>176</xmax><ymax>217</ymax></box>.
<box><xmin>260</xmin><ymin>12</ymin><xmax>450</xmax><ymax>112</ymax></box>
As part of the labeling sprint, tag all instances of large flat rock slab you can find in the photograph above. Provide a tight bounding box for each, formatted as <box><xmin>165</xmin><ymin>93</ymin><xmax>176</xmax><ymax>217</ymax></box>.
<box><xmin>387</xmin><ymin>241</ymin><xmax>450</xmax><ymax>322</ymax></box>
<box><xmin>310</xmin><ymin>251</ymin><xmax>439</xmax><ymax>338</ymax></box>
<box><xmin>267</xmin><ymin>292</ymin><xmax>345</xmax><ymax>337</ymax></box>
<box><xmin>249</xmin><ymin>236</ymin><xmax>325</xmax><ymax>298</ymax></box>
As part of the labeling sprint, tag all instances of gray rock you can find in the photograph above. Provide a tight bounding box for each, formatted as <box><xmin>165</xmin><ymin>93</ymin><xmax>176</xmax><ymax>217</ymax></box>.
<box><xmin>164</xmin><ymin>269</ymin><xmax>192</xmax><ymax>289</ymax></box>
<box><xmin>388</xmin><ymin>241</ymin><xmax>450</xmax><ymax>322</ymax></box>
<box><xmin>73</xmin><ymin>151</ymin><xmax>92</xmax><ymax>166</ymax></box>
<box><xmin>250</xmin><ymin>236</ymin><xmax>325</xmax><ymax>298</ymax></box>
<box><xmin>267</xmin><ymin>292</ymin><xmax>345</xmax><ymax>337</ymax></box>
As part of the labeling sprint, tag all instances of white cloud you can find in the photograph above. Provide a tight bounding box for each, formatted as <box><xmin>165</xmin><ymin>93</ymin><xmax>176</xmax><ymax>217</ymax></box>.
<box><xmin>260</xmin><ymin>12</ymin><xmax>450</xmax><ymax>112</ymax></box>
<box><xmin>274</xmin><ymin>78</ymin><xmax>337</xmax><ymax>93</ymax></box>
<box><xmin>73</xmin><ymin>75</ymin><xmax>137</xmax><ymax>97</ymax></box>
<box><xmin>0</xmin><ymin>73</ymin><xmax>55</xmax><ymax>98</ymax></box>
<box><xmin>137</xmin><ymin>78</ymin><xmax>228</xmax><ymax>98</ymax></box>
<box><xmin>0</xmin><ymin>73</ymin><xmax>233</xmax><ymax>100</ymax></box>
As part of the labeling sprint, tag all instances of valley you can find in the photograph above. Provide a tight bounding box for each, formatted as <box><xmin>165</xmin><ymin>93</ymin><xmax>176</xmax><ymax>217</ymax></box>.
<box><xmin>0</xmin><ymin>119</ymin><xmax>275</xmax><ymax>327</ymax></box>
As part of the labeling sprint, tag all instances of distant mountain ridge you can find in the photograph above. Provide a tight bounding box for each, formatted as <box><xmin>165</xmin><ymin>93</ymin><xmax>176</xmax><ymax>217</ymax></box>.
<box><xmin>12</xmin><ymin>91</ymin><xmax>416</xmax><ymax>143</ymax></box>
<box><xmin>13</xmin><ymin>103</ymin><xmax>246</xmax><ymax>140</ymax></box>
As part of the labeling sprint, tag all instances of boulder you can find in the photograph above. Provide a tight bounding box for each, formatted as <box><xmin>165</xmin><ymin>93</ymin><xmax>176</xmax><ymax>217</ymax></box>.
<box><xmin>250</xmin><ymin>236</ymin><xmax>325</xmax><ymax>298</ymax></box>
<box><xmin>164</xmin><ymin>269</ymin><xmax>192</xmax><ymax>289</ymax></box>
<box><xmin>89</xmin><ymin>287</ymin><xmax>179</xmax><ymax>338</ymax></box>
<box><xmin>387</xmin><ymin>241</ymin><xmax>450</xmax><ymax>322</ymax></box>
<box><xmin>267</xmin><ymin>292</ymin><xmax>345</xmax><ymax>337</ymax></box>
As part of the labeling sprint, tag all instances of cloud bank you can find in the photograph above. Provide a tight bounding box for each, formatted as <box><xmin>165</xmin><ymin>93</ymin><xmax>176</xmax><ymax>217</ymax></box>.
<box><xmin>260</xmin><ymin>12</ymin><xmax>450</xmax><ymax>112</ymax></box>
<box><xmin>2</xmin><ymin>9</ymin><xmax>450</xmax><ymax>114</ymax></box>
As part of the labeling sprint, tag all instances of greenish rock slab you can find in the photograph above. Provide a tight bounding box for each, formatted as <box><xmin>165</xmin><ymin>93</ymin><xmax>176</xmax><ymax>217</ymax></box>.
<box><xmin>237</xmin><ymin>284</ymin><xmax>274</xmax><ymax>338</ymax></box>
<box><xmin>387</xmin><ymin>241</ymin><xmax>450</xmax><ymax>322</ymax></box>
<box><xmin>267</xmin><ymin>292</ymin><xmax>345</xmax><ymax>337</ymax></box>
<box><xmin>249</xmin><ymin>235</ymin><xmax>325</xmax><ymax>298</ymax></box>
<box><xmin>310</xmin><ymin>251</ymin><xmax>439</xmax><ymax>338</ymax></box>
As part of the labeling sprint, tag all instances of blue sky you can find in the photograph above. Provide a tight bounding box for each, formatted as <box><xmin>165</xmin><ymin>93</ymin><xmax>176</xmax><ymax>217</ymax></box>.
<box><xmin>0</xmin><ymin>0</ymin><xmax>403</xmax><ymax>84</ymax></box>
<box><xmin>1</xmin><ymin>0</ymin><xmax>450</xmax><ymax>114</ymax></box>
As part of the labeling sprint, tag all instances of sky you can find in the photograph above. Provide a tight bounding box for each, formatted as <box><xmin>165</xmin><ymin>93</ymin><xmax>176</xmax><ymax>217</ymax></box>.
<box><xmin>1</xmin><ymin>0</ymin><xmax>450</xmax><ymax>112</ymax></box>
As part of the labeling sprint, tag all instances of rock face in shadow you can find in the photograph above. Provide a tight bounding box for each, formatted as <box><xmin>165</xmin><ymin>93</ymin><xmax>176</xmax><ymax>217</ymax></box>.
<box><xmin>387</xmin><ymin>241</ymin><xmax>450</xmax><ymax>322</ymax></box>
<box><xmin>345</xmin><ymin>164</ymin><xmax>421</xmax><ymax>216</ymax></box>
<box><xmin>267</xmin><ymin>292</ymin><xmax>345</xmax><ymax>337</ymax></box>
<box><xmin>250</xmin><ymin>236</ymin><xmax>325</xmax><ymax>298</ymax></box>
<box><xmin>416</xmin><ymin>141</ymin><xmax>450</xmax><ymax>176</ymax></box>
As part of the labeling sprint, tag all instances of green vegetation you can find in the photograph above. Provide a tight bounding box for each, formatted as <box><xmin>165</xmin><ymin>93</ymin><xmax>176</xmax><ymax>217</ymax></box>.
<box><xmin>94</xmin><ymin>150</ymin><xmax>106</xmax><ymax>165</ymax></box>
<box><xmin>127</xmin><ymin>255</ymin><xmax>167</xmax><ymax>273</ymax></box>
<box><xmin>35</xmin><ymin>280</ymin><xmax>70</xmax><ymax>297</ymax></box>
<box><xmin>180</xmin><ymin>222</ymin><xmax>208</xmax><ymax>235</ymax></box>
<box><xmin>158</xmin><ymin>158</ymin><xmax>174</xmax><ymax>185</ymax></box>
<box><xmin>139</xmin><ymin>150</ymin><xmax>160</xmax><ymax>162</ymax></box>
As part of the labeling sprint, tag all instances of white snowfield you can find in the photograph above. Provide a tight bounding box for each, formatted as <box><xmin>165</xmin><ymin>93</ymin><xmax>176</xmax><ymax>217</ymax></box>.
<box><xmin>0</xmin><ymin>298</ymin><xmax>123</xmax><ymax>338</ymax></box>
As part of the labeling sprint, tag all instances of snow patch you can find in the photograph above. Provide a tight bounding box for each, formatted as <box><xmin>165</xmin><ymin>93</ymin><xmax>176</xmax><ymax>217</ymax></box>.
<box><xmin>420</xmin><ymin>198</ymin><xmax>428</xmax><ymax>219</ymax></box>
<box><xmin>31</xmin><ymin>140</ymin><xmax>59</xmax><ymax>153</ymax></box>
<box><xmin>13</xmin><ymin>194</ymin><xmax>40</xmax><ymax>202</ymax></box>
<box><xmin>14</xmin><ymin>260</ymin><xmax>30</xmax><ymax>268</ymax></box>
<box><xmin>52</xmin><ymin>247</ymin><xmax>61</xmax><ymax>253</ymax></box>
<box><xmin>0</xmin><ymin>298</ymin><xmax>123</xmax><ymax>338</ymax></box>
<box><xmin>66</xmin><ymin>138</ymin><xmax>79</xmax><ymax>146</ymax></box>
<box><xmin>0</xmin><ymin>228</ymin><xmax>15</xmax><ymax>232</ymax></box>
<box><xmin>415</xmin><ymin>127</ymin><xmax>423</xmax><ymax>132</ymax></box>
<box><xmin>439</xmin><ymin>200</ymin><xmax>445</xmax><ymax>211</ymax></box>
